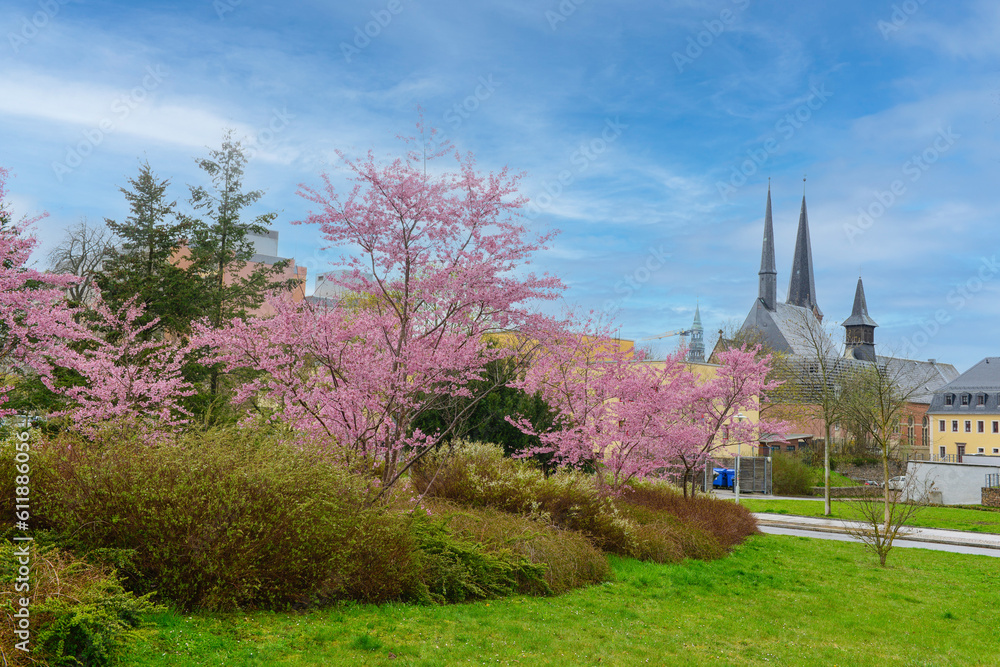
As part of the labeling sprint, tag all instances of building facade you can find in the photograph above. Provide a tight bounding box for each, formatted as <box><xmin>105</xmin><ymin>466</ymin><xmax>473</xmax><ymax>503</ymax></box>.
<box><xmin>927</xmin><ymin>358</ymin><xmax>1000</xmax><ymax>461</ymax></box>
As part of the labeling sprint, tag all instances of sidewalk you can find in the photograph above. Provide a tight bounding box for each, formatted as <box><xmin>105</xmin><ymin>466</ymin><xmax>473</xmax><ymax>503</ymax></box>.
<box><xmin>752</xmin><ymin>512</ymin><xmax>1000</xmax><ymax>551</ymax></box>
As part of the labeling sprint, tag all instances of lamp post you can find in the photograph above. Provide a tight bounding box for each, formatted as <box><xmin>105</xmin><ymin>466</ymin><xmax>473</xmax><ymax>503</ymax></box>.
<box><xmin>734</xmin><ymin>413</ymin><xmax>747</xmax><ymax>505</ymax></box>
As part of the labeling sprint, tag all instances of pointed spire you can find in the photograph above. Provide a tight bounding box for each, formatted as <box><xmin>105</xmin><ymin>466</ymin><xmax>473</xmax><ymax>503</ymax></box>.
<box><xmin>843</xmin><ymin>277</ymin><xmax>878</xmax><ymax>328</ymax></box>
<box><xmin>786</xmin><ymin>194</ymin><xmax>823</xmax><ymax>321</ymax></box>
<box><xmin>843</xmin><ymin>277</ymin><xmax>877</xmax><ymax>362</ymax></box>
<box><xmin>758</xmin><ymin>185</ymin><xmax>777</xmax><ymax>311</ymax></box>
<box><xmin>688</xmin><ymin>302</ymin><xmax>705</xmax><ymax>363</ymax></box>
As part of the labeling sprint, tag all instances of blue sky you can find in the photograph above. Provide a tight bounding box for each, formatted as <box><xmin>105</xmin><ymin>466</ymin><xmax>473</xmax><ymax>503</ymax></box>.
<box><xmin>2</xmin><ymin>0</ymin><xmax>998</xmax><ymax>372</ymax></box>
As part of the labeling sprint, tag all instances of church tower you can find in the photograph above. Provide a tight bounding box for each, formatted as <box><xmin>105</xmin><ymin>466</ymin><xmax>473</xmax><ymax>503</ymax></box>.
<box><xmin>786</xmin><ymin>194</ymin><xmax>823</xmax><ymax>322</ymax></box>
<box><xmin>758</xmin><ymin>186</ymin><xmax>777</xmax><ymax>311</ymax></box>
<box><xmin>687</xmin><ymin>304</ymin><xmax>705</xmax><ymax>363</ymax></box>
<box><xmin>843</xmin><ymin>277</ymin><xmax>877</xmax><ymax>362</ymax></box>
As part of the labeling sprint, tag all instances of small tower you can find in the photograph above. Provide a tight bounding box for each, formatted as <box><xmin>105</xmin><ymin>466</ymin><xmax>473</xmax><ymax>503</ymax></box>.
<box><xmin>843</xmin><ymin>277</ymin><xmax>877</xmax><ymax>362</ymax></box>
<box><xmin>758</xmin><ymin>186</ymin><xmax>777</xmax><ymax>311</ymax></box>
<box><xmin>687</xmin><ymin>304</ymin><xmax>705</xmax><ymax>363</ymax></box>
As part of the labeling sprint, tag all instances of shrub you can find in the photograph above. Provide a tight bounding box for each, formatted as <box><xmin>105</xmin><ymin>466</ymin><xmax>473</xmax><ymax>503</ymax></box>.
<box><xmin>19</xmin><ymin>426</ymin><xmax>419</xmax><ymax>610</ymax></box>
<box><xmin>0</xmin><ymin>543</ymin><xmax>160</xmax><ymax>667</ymax></box>
<box><xmin>412</xmin><ymin>441</ymin><xmax>632</xmax><ymax>553</ymax></box>
<box><xmin>424</xmin><ymin>499</ymin><xmax>611</xmax><ymax>594</ymax></box>
<box><xmin>408</xmin><ymin>515</ymin><xmax>548</xmax><ymax>604</ymax></box>
<box><xmin>770</xmin><ymin>453</ymin><xmax>813</xmax><ymax>496</ymax></box>
<box><xmin>621</xmin><ymin>482</ymin><xmax>759</xmax><ymax>551</ymax></box>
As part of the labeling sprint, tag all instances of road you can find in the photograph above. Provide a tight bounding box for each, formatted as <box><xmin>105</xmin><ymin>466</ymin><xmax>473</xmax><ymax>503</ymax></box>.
<box><xmin>752</xmin><ymin>512</ymin><xmax>1000</xmax><ymax>558</ymax></box>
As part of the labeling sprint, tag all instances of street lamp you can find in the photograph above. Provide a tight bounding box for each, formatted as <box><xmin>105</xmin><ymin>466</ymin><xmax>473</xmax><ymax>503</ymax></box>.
<box><xmin>734</xmin><ymin>413</ymin><xmax>748</xmax><ymax>505</ymax></box>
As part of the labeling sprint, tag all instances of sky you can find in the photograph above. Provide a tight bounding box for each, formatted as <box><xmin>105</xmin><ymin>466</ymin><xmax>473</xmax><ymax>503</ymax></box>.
<box><xmin>1</xmin><ymin>0</ymin><xmax>998</xmax><ymax>373</ymax></box>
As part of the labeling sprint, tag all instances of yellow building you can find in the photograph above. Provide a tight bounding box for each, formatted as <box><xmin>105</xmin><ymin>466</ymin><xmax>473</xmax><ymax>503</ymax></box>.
<box><xmin>927</xmin><ymin>357</ymin><xmax>1000</xmax><ymax>462</ymax></box>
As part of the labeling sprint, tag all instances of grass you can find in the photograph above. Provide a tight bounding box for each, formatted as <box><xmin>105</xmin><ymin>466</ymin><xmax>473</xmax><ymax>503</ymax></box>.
<box><xmin>742</xmin><ymin>498</ymin><xmax>1000</xmax><ymax>533</ymax></box>
<box><xmin>807</xmin><ymin>468</ymin><xmax>858</xmax><ymax>487</ymax></box>
<box><xmin>127</xmin><ymin>534</ymin><xmax>1000</xmax><ymax>666</ymax></box>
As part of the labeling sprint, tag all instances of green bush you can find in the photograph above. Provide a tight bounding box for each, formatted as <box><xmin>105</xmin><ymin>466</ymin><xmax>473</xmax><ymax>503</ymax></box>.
<box><xmin>0</xmin><ymin>544</ymin><xmax>160</xmax><ymax>667</ymax></box>
<box><xmin>770</xmin><ymin>454</ymin><xmax>813</xmax><ymax>496</ymax></box>
<box><xmin>408</xmin><ymin>515</ymin><xmax>548</xmax><ymax>604</ymax></box>
<box><xmin>19</xmin><ymin>427</ymin><xmax>418</xmax><ymax>610</ymax></box>
<box><xmin>425</xmin><ymin>500</ymin><xmax>612</xmax><ymax>594</ymax></box>
<box><xmin>412</xmin><ymin>441</ymin><xmax>632</xmax><ymax>553</ymax></box>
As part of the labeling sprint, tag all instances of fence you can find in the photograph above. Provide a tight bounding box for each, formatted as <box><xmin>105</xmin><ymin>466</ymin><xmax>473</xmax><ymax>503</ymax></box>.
<box><xmin>986</xmin><ymin>473</ymin><xmax>1000</xmax><ymax>489</ymax></box>
<box><xmin>701</xmin><ymin>457</ymin><xmax>772</xmax><ymax>495</ymax></box>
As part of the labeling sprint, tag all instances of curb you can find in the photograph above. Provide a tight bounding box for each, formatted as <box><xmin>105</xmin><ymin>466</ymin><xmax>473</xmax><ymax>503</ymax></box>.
<box><xmin>753</xmin><ymin>516</ymin><xmax>1000</xmax><ymax>551</ymax></box>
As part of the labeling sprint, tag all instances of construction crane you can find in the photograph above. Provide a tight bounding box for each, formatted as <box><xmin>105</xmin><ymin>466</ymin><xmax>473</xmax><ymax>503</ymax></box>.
<box><xmin>640</xmin><ymin>329</ymin><xmax>692</xmax><ymax>341</ymax></box>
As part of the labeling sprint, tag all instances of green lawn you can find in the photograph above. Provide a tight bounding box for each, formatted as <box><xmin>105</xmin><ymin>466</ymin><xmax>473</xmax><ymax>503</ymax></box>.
<box><xmin>807</xmin><ymin>469</ymin><xmax>858</xmax><ymax>487</ymax></box>
<box><xmin>128</xmin><ymin>535</ymin><xmax>999</xmax><ymax>666</ymax></box>
<box><xmin>742</xmin><ymin>498</ymin><xmax>1000</xmax><ymax>534</ymax></box>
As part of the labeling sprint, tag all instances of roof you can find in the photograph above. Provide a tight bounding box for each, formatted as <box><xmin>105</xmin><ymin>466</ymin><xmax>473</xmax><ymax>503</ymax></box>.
<box><xmin>878</xmin><ymin>356</ymin><xmax>960</xmax><ymax>404</ymax></box>
<box><xmin>842</xmin><ymin>277</ymin><xmax>878</xmax><ymax>328</ymax></box>
<box><xmin>937</xmin><ymin>357</ymin><xmax>1000</xmax><ymax>392</ymax></box>
<box><xmin>740</xmin><ymin>300</ymin><xmax>836</xmax><ymax>357</ymax></box>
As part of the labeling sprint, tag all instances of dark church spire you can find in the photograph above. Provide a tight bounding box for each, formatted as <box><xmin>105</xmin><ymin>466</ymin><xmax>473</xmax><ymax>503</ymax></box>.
<box><xmin>786</xmin><ymin>193</ymin><xmax>823</xmax><ymax>321</ymax></box>
<box><xmin>843</xmin><ymin>277</ymin><xmax>877</xmax><ymax>362</ymax></box>
<box><xmin>758</xmin><ymin>185</ymin><xmax>777</xmax><ymax>311</ymax></box>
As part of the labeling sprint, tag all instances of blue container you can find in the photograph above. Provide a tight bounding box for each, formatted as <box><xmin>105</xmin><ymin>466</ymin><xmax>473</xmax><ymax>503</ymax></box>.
<box><xmin>713</xmin><ymin>468</ymin><xmax>733</xmax><ymax>488</ymax></box>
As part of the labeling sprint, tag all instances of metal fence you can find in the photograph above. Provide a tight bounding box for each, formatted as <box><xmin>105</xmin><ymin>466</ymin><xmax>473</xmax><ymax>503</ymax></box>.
<box><xmin>701</xmin><ymin>457</ymin><xmax>772</xmax><ymax>495</ymax></box>
<box><xmin>986</xmin><ymin>473</ymin><xmax>1000</xmax><ymax>489</ymax></box>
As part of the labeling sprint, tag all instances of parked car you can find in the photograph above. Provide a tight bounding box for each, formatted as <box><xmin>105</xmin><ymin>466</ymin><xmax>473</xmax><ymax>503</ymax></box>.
<box><xmin>887</xmin><ymin>476</ymin><xmax>906</xmax><ymax>491</ymax></box>
<box><xmin>863</xmin><ymin>480</ymin><xmax>881</xmax><ymax>487</ymax></box>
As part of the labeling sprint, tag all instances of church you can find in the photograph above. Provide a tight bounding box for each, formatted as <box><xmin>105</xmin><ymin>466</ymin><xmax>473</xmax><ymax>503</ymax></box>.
<box><xmin>715</xmin><ymin>186</ymin><xmax>959</xmax><ymax>458</ymax></box>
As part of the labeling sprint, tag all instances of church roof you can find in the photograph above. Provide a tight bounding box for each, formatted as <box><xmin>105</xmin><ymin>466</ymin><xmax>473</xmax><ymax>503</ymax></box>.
<box><xmin>740</xmin><ymin>300</ymin><xmax>837</xmax><ymax>357</ymax></box>
<box><xmin>842</xmin><ymin>277</ymin><xmax>878</xmax><ymax>328</ymax></box>
<box><xmin>786</xmin><ymin>196</ymin><xmax>823</xmax><ymax>320</ymax></box>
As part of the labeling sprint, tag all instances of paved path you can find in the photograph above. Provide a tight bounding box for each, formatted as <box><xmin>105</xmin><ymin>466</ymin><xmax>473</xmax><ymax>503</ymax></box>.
<box><xmin>753</xmin><ymin>512</ymin><xmax>1000</xmax><ymax>553</ymax></box>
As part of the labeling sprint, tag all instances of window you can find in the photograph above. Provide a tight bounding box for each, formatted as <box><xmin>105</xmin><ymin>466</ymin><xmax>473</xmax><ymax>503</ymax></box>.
<box><xmin>770</xmin><ymin>446</ymin><xmax>779</xmax><ymax>455</ymax></box>
<box><xmin>907</xmin><ymin>416</ymin><xmax>914</xmax><ymax>447</ymax></box>
<box><xmin>952</xmin><ymin>420</ymin><xmax>959</xmax><ymax>432</ymax></box>
<box><xmin>939</xmin><ymin>446</ymin><xmax>947</xmax><ymax>459</ymax></box>
<box><xmin>994</xmin><ymin>448</ymin><xmax>999</xmax><ymax>454</ymax></box>
<box><xmin>993</xmin><ymin>421</ymin><xmax>998</xmax><ymax>434</ymax></box>
<box><xmin>961</xmin><ymin>394</ymin><xmax>971</xmax><ymax>406</ymax></box>
<box><xmin>965</xmin><ymin>420</ymin><xmax>972</xmax><ymax>432</ymax></box>
<box><xmin>939</xmin><ymin>420</ymin><xmax>946</xmax><ymax>432</ymax></box>
<box><xmin>978</xmin><ymin>394</ymin><xmax>987</xmax><ymax>406</ymax></box>
<box><xmin>978</xmin><ymin>421</ymin><xmax>985</xmax><ymax>433</ymax></box>
<box><xmin>945</xmin><ymin>394</ymin><xmax>954</xmax><ymax>406</ymax></box>
<box><xmin>978</xmin><ymin>448</ymin><xmax>985</xmax><ymax>454</ymax></box>
<box><xmin>786</xmin><ymin>445</ymin><xmax>796</xmax><ymax>452</ymax></box>
<box><xmin>923</xmin><ymin>417</ymin><xmax>929</xmax><ymax>447</ymax></box>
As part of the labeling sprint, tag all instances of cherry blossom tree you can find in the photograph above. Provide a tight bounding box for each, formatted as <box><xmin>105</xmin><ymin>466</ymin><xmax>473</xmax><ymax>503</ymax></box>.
<box><xmin>510</xmin><ymin>318</ymin><xmax>786</xmax><ymax>496</ymax></box>
<box><xmin>0</xmin><ymin>167</ymin><xmax>77</xmax><ymax>419</ymax></box>
<box><xmin>196</xmin><ymin>129</ymin><xmax>564</xmax><ymax>498</ymax></box>
<box><xmin>673</xmin><ymin>345</ymin><xmax>788</xmax><ymax>497</ymax></box>
<box><xmin>33</xmin><ymin>295</ymin><xmax>195</xmax><ymax>435</ymax></box>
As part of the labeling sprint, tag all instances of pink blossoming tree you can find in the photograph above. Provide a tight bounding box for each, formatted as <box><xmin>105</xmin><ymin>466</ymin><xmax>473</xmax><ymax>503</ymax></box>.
<box><xmin>0</xmin><ymin>167</ymin><xmax>77</xmax><ymax>419</ymax></box>
<box><xmin>510</xmin><ymin>315</ymin><xmax>786</xmax><ymax>495</ymax></box>
<box><xmin>197</xmin><ymin>130</ymin><xmax>564</xmax><ymax>498</ymax></box>
<box><xmin>34</xmin><ymin>295</ymin><xmax>195</xmax><ymax>436</ymax></box>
